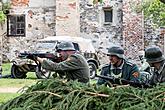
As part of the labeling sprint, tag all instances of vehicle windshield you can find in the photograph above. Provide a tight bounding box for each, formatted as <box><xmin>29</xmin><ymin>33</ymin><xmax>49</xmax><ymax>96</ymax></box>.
<box><xmin>36</xmin><ymin>41</ymin><xmax>57</xmax><ymax>50</ymax></box>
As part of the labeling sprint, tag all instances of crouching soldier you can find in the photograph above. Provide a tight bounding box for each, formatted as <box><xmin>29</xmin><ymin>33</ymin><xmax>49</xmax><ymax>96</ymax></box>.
<box><xmin>144</xmin><ymin>45</ymin><xmax>165</xmax><ymax>85</ymax></box>
<box><xmin>97</xmin><ymin>45</ymin><xmax>140</xmax><ymax>85</ymax></box>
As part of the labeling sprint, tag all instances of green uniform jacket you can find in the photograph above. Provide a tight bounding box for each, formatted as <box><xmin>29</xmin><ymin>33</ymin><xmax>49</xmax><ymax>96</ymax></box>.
<box><xmin>41</xmin><ymin>53</ymin><xmax>90</xmax><ymax>83</ymax></box>
<box><xmin>149</xmin><ymin>60</ymin><xmax>165</xmax><ymax>85</ymax></box>
<box><xmin>97</xmin><ymin>59</ymin><xmax>140</xmax><ymax>85</ymax></box>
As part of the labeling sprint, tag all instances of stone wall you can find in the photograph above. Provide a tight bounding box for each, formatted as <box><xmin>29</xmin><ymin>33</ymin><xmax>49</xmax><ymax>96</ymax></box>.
<box><xmin>79</xmin><ymin>0</ymin><xmax>123</xmax><ymax>64</ymax></box>
<box><xmin>2</xmin><ymin>0</ymin><xmax>56</xmax><ymax>61</ymax></box>
<box><xmin>122</xmin><ymin>0</ymin><xmax>143</xmax><ymax>64</ymax></box>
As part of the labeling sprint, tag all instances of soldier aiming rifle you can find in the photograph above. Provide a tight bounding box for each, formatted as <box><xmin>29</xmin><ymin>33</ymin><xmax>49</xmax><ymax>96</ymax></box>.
<box><xmin>34</xmin><ymin>41</ymin><xmax>90</xmax><ymax>83</ymax></box>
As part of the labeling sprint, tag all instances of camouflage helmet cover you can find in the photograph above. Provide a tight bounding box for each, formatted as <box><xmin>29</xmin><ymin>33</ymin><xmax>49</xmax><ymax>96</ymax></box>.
<box><xmin>107</xmin><ymin>46</ymin><xmax>124</xmax><ymax>58</ymax></box>
<box><xmin>145</xmin><ymin>46</ymin><xmax>165</xmax><ymax>63</ymax></box>
<box><xmin>56</xmin><ymin>41</ymin><xmax>75</xmax><ymax>51</ymax></box>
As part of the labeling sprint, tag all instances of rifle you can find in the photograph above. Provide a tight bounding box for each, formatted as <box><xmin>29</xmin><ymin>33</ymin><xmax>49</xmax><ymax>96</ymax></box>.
<box><xmin>95</xmin><ymin>74</ymin><xmax>153</xmax><ymax>88</ymax></box>
<box><xmin>18</xmin><ymin>52</ymin><xmax>62</xmax><ymax>63</ymax></box>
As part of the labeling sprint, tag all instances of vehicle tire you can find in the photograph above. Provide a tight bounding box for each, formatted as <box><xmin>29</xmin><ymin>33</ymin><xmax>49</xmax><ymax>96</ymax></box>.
<box><xmin>35</xmin><ymin>66</ymin><xmax>51</xmax><ymax>79</ymax></box>
<box><xmin>88</xmin><ymin>62</ymin><xmax>97</xmax><ymax>79</ymax></box>
<box><xmin>11</xmin><ymin>64</ymin><xmax>27</xmax><ymax>78</ymax></box>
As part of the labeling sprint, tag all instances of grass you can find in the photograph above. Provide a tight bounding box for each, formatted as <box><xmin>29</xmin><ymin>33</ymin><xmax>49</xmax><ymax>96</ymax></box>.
<box><xmin>1</xmin><ymin>62</ymin><xmax>12</xmax><ymax>75</ymax></box>
<box><xmin>0</xmin><ymin>63</ymin><xmax>38</xmax><ymax>105</ymax></box>
<box><xmin>0</xmin><ymin>93</ymin><xmax>21</xmax><ymax>104</ymax></box>
<box><xmin>0</xmin><ymin>78</ymin><xmax>37</xmax><ymax>88</ymax></box>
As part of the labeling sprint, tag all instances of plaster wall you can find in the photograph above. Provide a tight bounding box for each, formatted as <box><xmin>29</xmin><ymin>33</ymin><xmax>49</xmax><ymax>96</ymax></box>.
<box><xmin>56</xmin><ymin>0</ymin><xmax>80</xmax><ymax>37</ymax></box>
<box><xmin>3</xmin><ymin>0</ymin><xmax>55</xmax><ymax>60</ymax></box>
<box><xmin>80</xmin><ymin>0</ymin><xmax>123</xmax><ymax>64</ymax></box>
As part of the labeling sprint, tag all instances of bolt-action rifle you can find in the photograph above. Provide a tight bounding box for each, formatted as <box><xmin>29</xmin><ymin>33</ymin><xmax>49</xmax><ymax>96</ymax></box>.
<box><xmin>96</xmin><ymin>74</ymin><xmax>154</xmax><ymax>88</ymax></box>
<box><xmin>18</xmin><ymin>52</ymin><xmax>62</xmax><ymax>63</ymax></box>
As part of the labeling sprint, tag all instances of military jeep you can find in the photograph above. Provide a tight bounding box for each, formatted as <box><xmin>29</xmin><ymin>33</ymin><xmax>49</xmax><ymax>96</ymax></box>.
<box><xmin>11</xmin><ymin>36</ymin><xmax>100</xmax><ymax>79</ymax></box>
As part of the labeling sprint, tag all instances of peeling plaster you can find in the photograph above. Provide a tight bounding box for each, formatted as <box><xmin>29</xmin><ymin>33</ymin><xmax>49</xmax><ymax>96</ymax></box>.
<box><xmin>11</xmin><ymin>0</ymin><xmax>29</xmax><ymax>7</ymax></box>
<box><xmin>68</xmin><ymin>2</ymin><xmax>76</xmax><ymax>9</ymax></box>
<box><xmin>56</xmin><ymin>15</ymin><xmax>69</xmax><ymax>21</ymax></box>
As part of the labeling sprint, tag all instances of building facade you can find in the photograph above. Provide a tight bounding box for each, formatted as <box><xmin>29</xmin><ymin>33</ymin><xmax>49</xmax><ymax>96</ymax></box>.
<box><xmin>0</xmin><ymin>0</ymin><xmax>154</xmax><ymax>65</ymax></box>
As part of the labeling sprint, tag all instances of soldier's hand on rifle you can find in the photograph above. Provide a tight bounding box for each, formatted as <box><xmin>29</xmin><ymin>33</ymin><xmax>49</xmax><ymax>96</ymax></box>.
<box><xmin>36</xmin><ymin>57</ymin><xmax>45</xmax><ymax>63</ymax></box>
<box><xmin>27</xmin><ymin>54</ymin><xmax>38</xmax><ymax>61</ymax></box>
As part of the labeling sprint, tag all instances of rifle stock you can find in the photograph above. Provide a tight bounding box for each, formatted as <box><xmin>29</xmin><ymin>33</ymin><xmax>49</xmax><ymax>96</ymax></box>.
<box><xmin>96</xmin><ymin>74</ymin><xmax>153</xmax><ymax>88</ymax></box>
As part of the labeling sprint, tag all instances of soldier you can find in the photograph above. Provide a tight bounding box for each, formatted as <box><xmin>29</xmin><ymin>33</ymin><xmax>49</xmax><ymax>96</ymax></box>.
<box><xmin>138</xmin><ymin>50</ymin><xmax>150</xmax><ymax>72</ymax></box>
<box><xmin>137</xmin><ymin>50</ymin><xmax>152</xmax><ymax>83</ymax></box>
<box><xmin>144</xmin><ymin>45</ymin><xmax>165</xmax><ymax>85</ymax></box>
<box><xmin>97</xmin><ymin>45</ymin><xmax>140</xmax><ymax>85</ymax></box>
<box><xmin>36</xmin><ymin>41</ymin><xmax>90</xmax><ymax>83</ymax></box>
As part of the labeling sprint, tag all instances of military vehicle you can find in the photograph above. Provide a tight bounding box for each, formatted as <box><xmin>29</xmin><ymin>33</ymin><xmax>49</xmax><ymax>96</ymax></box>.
<box><xmin>11</xmin><ymin>36</ymin><xmax>100</xmax><ymax>79</ymax></box>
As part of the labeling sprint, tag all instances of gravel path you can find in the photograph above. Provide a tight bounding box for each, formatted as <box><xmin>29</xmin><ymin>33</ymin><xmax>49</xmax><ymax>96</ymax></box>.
<box><xmin>0</xmin><ymin>87</ymin><xmax>23</xmax><ymax>93</ymax></box>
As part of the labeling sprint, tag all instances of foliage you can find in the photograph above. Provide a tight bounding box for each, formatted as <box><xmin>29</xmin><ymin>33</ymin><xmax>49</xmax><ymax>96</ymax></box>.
<box><xmin>159</xmin><ymin>0</ymin><xmax>165</xmax><ymax>4</ymax></box>
<box><xmin>93</xmin><ymin>0</ymin><xmax>103</xmax><ymax>4</ymax></box>
<box><xmin>0</xmin><ymin>11</ymin><xmax>6</xmax><ymax>23</ymax></box>
<box><xmin>1</xmin><ymin>78</ymin><xmax>165</xmax><ymax>110</ymax></box>
<box><xmin>0</xmin><ymin>93</ymin><xmax>21</xmax><ymax>105</ymax></box>
<box><xmin>144</xmin><ymin>0</ymin><xmax>165</xmax><ymax>27</ymax></box>
<box><xmin>135</xmin><ymin>0</ymin><xmax>165</xmax><ymax>27</ymax></box>
<box><xmin>0</xmin><ymin>2</ymin><xmax>10</xmax><ymax>23</ymax></box>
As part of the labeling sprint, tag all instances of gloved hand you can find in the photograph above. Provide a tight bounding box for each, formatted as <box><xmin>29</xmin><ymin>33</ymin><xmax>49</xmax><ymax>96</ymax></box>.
<box><xmin>26</xmin><ymin>54</ymin><xmax>38</xmax><ymax>61</ymax></box>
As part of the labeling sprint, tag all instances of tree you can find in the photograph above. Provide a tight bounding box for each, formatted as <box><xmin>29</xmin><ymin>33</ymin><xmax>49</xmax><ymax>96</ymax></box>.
<box><xmin>159</xmin><ymin>0</ymin><xmax>165</xmax><ymax>4</ymax></box>
<box><xmin>142</xmin><ymin>0</ymin><xmax>165</xmax><ymax>27</ymax></box>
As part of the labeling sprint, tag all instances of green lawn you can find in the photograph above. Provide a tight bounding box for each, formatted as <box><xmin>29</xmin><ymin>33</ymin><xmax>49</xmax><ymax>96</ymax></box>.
<box><xmin>1</xmin><ymin>63</ymin><xmax>12</xmax><ymax>75</ymax></box>
<box><xmin>0</xmin><ymin>63</ymin><xmax>38</xmax><ymax>105</ymax></box>
<box><xmin>0</xmin><ymin>78</ymin><xmax>37</xmax><ymax>88</ymax></box>
<box><xmin>0</xmin><ymin>93</ymin><xmax>21</xmax><ymax>105</ymax></box>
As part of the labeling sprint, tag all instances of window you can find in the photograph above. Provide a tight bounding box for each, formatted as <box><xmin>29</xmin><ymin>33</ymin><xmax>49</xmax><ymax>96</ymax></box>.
<box><xmin>7</xmin><ymin>14</ymin><xmax>25</xmax><ymax>36</ymax></box>
<box><xmin>103</xmin><ymin>7</ymin><xmax>113</xmax><ymax>24</ymax></box>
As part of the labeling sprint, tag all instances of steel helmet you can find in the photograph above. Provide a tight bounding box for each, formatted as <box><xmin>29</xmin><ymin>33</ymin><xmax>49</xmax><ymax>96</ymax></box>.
<box><xmin>56</xmin><ymin>41</ymin><xmax>75</xmax><ymax>51</ymax></box>
<box><xmin>145</xmin><ymin>46</ymin><xmax>165</xmax><ymax>63</ymax></box>
<box><xmin>107</xmin><ymin>46</ymin><xmax>124</xmax><ymax>58</ymax></box>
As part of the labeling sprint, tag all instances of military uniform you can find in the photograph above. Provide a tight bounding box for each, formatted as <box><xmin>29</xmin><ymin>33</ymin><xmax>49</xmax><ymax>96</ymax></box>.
<box><xmin>149</xmin><ymin>60</ymin><xmax>165</xmax><ymax>85</ymax></box>
<box><xmin>145</xmin><ymin>46</ymin><xmax>165</xmax><ymax>85</ymax></box>
<box><xmin>41</xmin><ymin>53</ymin><xmax>90</xmax><ymax>83</ymax></box>
<box><xmin>97</xmin><ymin>59</ymin><xmax>140</xmax><ymax>85</ymax></box>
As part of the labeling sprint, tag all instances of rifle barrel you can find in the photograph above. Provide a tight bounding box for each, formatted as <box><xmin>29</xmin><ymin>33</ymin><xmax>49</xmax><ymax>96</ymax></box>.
<box><xmin>96</xmin><ymin>74</ymin><xmax>152</xmax><ymax>88</ymax></box>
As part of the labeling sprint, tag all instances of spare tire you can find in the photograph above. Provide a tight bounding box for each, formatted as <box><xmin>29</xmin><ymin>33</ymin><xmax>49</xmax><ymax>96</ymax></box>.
<box><xmin>11</xmin><ymin>64</ymin><xmax>27</xmax><ymax>78</ymax></box>
<box><xmin>88</xmin><ymin>62</ymin><xmax>97</xmax><ymax>79</ymax></box>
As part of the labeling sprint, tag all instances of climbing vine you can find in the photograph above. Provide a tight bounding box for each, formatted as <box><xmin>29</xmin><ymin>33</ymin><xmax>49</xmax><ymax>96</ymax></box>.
<box><xmin>0</xmin><ymin>2</ymin><xmax>10</xmax><ymax>23</ymax></box>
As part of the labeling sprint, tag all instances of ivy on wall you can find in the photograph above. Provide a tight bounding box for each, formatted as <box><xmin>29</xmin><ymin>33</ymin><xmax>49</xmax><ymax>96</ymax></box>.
<box><xmin>0</xmin><ymin>2</ymin><xmax>10</xmax><ymax>23</ymax></box>
<box><xmin>93</xmin><ymin>0</ymin><xmax>103</xmax><ymax>4</ymax></box>
<box><xmin>0</xmin><ymin>11</ymin><xmax>6</xmax><ymax>22</ymax></box>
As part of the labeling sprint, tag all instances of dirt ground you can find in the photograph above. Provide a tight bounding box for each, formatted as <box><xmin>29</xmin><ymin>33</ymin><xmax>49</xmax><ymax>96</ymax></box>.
<box><xmin>0</xmin><ymin>87</ymin><xmax>22</xmax><ymax>93</ymax></box>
